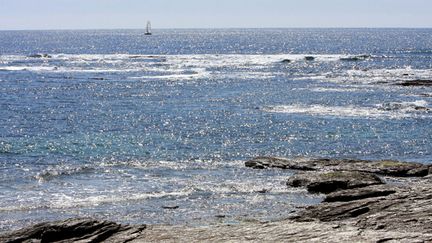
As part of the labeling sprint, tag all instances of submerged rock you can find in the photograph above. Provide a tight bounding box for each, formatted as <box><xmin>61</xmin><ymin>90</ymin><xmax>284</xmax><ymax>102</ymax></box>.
<box><xmin>89</xmin><ymin>77</ymin><xmax>106</xmax><ymax>80</ymax></box>
<box><xmin>162</xmin><ymin>205</ymin><xmax>180</xmax><ymax>210</ymax></box>
<box><xmin>281</xmin><ymin>59</ymin><xmax>291</xmax><ymax>63</ymax></box>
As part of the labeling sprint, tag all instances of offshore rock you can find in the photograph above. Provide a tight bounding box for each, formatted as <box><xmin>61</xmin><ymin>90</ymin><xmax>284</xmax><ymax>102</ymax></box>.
<box><xmin>0</xmin><ymin>218</ymin><xmax>146</xmax><ymax>243</ymax></box>
<box><xmin>287</xmin><ymin>171</ymin><xmax>383</xmax><ymax>194</ymax></box>
<box><xmin>398</xmin><ymin>79</ymin><xmax>432</xmax><ymax>86</ymax></box>
<box><xmin>245</xmin><ymin>157</ymin><xmax>316</xmax><ymax>170</ymax></box>
<box><xmin>304</xmin><ymin>56</ymin><xmax>315</xmax><ymax>61</ymax></box>
<box><xmin>340</xmin><ymin>54</ymin><xmax>371</xmax><ymax>61</ymax></box>
<box><xmin>28</xmin><ymin>53</ymin><xmax>52</xmax><ymax>58</ymax></box>
<box><xmin>245</xmin><ymin>156</ymin><xmax>430</xmax><ymax>177</ymax></box>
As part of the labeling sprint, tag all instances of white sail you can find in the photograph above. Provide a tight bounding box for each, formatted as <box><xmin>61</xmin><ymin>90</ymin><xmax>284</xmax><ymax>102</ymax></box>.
<box><xmin>145</xmin><ymin>21</ymin><xmax>152</xmax><ymax>35</ymax></box>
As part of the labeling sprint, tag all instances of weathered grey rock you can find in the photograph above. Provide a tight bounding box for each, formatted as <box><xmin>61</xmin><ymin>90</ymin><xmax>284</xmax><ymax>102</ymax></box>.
<box><xmin>4</xmin><ymin>216</ymin><xmax>432</xmax><ymax>243</ymax></box>
<box><xmin>141</xmin><ymin>220</ymin><xmax>432</xmax><ymax>242</ymax></box>
<box><xmin>323</xmin><ymin>185</ymin><xmax>396</xmax><ymax>202</ymax></box>
<box><xmin>3</xmin><ymin>157</ymin><xmax>432</xmax><ymax>242</ymax></box>
<box><xmin>247</xmin><ymin>156</ymin><xmax>432</xmax><ymax>240</ymax></box>
<box><xmin>297</xmin><ymin>184</ymin><xmax>432</xmax><ymax>234</ymax></box>
<box><xmin>245</xmin><ymin>157</ymin><xmax>316</xmax><ymax>170</ymax></box>
<box><xmin>287</xmin><ymin>171</ymin><xmax>383</xmax><ymax>194</ymax></box>
<box><xmin>0</xmin><ymin>218</ymin><xmax>146</xmax><ymax>243</ymax></box>
<box><xmin>246</xmin><ymin>157</ymin><xmax>430</xmax><ymax>177</ymax></box>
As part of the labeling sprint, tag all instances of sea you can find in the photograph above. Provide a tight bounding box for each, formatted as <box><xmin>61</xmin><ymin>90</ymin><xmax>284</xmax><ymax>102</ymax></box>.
<box><xmin>1</xmin><ymin>28</ymin><xmax>432</xmax><ymax>231</ymax></box>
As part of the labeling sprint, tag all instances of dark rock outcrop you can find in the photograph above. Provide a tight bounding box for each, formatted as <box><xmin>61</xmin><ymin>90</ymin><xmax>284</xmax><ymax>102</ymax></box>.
<box><xmin>3</xmin><ymin>157</ymin><xmax>432</xmax><ymax>242</ymax></box>
<box><xmin>304</xmin><ymin>56</ymin><xmax>315</xmax><ymax>61</ymax></box>
<box><xmin>0</xmin><ymin>218</ymin><xmax>146</xmax><ymax>243</ymax></box>
<box><xmin>340</xmin><ymin>54</ymin><xmax>371</xmax><ymax>61</ymax></box>
<box><xmin>28</xmin><ymin>54</ymin><xmax>52</xmax><ymax>58</ymax></box>
<box><xmin>323</xmin><ymin>185</ymin><xmax>396</xmax><ymax>202</ymax></box>
<box><xmin>287</xmin><ymin>171</ymin><xmax>383</xmax><ymax>194</ymax></box>
<box><xmin>245</xmin><ymin>157</ymin><xmax>430</xmax><ymax>177</ymax></box>
<box><xmin>245</xmin><ymin>157</ymin><xmax>316</xmax><ymax>170</ymax></box>
<box><xmin>281</xmin><ymin>59</ymin><xmax>291</xmax><ymax>63</ymax></box>
<box><xmin>297</xmin><ymin>183</ymin><xmax>432</xmax><ymax>234</ymax></box>
<box><xmin>398</xmin><ymin>79</ymin><xmax>432</xmax><ymax>87</ymax></box>
<box><xmin>248</xmin><ymin>156</ymin><xmax>432</xmax><ymax>240</ymax></box>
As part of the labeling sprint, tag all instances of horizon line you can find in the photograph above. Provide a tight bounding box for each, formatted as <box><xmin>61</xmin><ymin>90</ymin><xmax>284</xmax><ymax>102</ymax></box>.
<box><xmin>1</xmin><ymin>26</ymin><xmax>432</xmax><ymax>31</ymax></box>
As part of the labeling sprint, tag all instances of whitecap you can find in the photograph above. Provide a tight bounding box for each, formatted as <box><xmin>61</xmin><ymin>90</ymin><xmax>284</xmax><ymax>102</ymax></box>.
<box><xmin>376</xmin><ymin>100</ymin><xmax>429</xmax><ymax>112</ymax></box>
<box><xmin>0</xmin><ymin>66</ymin><xmax>58</xmax><ymax>72</ymax></box>
<box><xmin>35</xmin><ymin>165</ymin><xmax>95</xmax><ymax>182</ymax></box>
<box><xmin>47</xmin><ymin>189</ymin><xmax>194</xmax><ymax>209</ymax></box>
<box><xmin>264</xmin><ymin>103</ymin><xmax>430</xmax><ymax>119</ymax></box>
<box><xmin>0</xmin><ymin>189</ymin><xmax>194</xmax><ymax>212</ymax></box>
<box><xmin>325</xmin><ymin>67</ymin><xmax>432</xmax><ymax>85</ymax></box>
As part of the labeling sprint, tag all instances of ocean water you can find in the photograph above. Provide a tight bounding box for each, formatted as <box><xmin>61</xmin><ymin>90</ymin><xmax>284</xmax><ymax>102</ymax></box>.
<box><xmin>1</xmin><ymin>29</ymin><xmax>432</xmax><ymax>231</ymax></box>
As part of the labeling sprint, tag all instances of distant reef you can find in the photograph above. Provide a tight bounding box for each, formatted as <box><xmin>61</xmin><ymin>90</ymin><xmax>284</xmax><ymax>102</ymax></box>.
<box><xmin>398</xmin><ymin>79</ymin><xmax>432</xmax><ymax>87</ymax></box>
<box><xmin>2</xmin><ymin>157</ymin><xmax>432</xmax><ymax>242</ymax></box>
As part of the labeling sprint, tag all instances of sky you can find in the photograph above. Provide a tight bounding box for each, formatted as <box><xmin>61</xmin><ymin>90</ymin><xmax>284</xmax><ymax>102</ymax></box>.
<box><xmin>0</xmin><ymin>0</ymin><xmax>431</xmax><ymax>30</ymax></box>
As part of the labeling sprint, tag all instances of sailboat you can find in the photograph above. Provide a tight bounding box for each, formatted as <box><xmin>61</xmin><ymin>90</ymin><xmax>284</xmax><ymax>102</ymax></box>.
<box><xmin>145</xmin><ymin>21</ymin><xmax>152</xmax><ymax>35</ymax></box>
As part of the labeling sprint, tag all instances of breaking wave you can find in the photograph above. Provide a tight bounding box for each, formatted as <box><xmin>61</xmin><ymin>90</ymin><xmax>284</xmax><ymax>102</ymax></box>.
<box><xmin>35</xmin><ymin>165</ymin><xmax>96</xmax><ymax>182</ymax></box>
<box><xmin>264</xmin><ymin>100</ymin><xmax>430</xmax><ymax>119</ymax></box>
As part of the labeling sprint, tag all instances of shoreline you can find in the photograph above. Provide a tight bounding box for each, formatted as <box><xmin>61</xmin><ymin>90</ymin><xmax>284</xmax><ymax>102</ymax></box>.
<box><xmin>2</xmin><ymin>157</ymin><xmax>432</xmax><ymax>242</ymax></box>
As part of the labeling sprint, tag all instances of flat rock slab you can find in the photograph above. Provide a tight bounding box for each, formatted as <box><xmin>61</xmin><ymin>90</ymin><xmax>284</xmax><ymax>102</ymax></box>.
<box><xmin>4</xmin><ymin>218</ymin><xmax>432</xmax><ymax>242</ymax></box>
<box><xmin>287</xmin><ymin>171</ymin><xmax>383</xmax><ymax>194</ymax></box>
<box><xmin>248</xmin><ymin>156</ymin><xmax>432</xmax><ymax>238</ymax></box>
<box><xmin>323</xmin><ymin>185</ymin><xmax>396</xmax><ymax>202</ymax></box>
<box><xmin>297</xmin><ymin>184</ymin><xmax>432</xmax><ymax>234</ymax></box>
<box><xmin>0</xmin><ymin>218</ymin><xmax>146</xmax><ymax>243</ymax></box>
<box><xmin>246</xmin><ymin>157</ymin><xmax>430</xmax><ymax>177</ymax></box>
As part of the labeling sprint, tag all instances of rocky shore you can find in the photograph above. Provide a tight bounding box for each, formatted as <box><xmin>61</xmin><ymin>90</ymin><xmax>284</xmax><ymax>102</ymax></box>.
<box><xmin>2</xmin><ymin>157</ymin><xmax>432</xmax><ymax>242</ymax></box>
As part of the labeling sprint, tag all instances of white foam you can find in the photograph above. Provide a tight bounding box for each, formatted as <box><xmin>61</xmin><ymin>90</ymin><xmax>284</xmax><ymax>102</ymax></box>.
<box><xmin>309</xmin><ymin>87</ymin><xmax>365</xmax><ymax>93</ymax></box>
<box><xmin>376</xmin><ymin>100</ymin><xmax>429</xmax><ymax>112</ymax></box>
<box><xmin>264</xmin><ymin>102</ymin><xmax>430</xmax><ymax>119</ymax></box>
<box><xmin>0</xmin><ymin>189</ymin><xmax>194</xmax><ymax>212</ymax></box>
<box><xmin>35</xmin><ymin>165</ymin><xmax>95</xmax><ymax>182</ymax></box>
<box><xmin>0</xmin><ymin>66</ymin><xmax>58</xmax><ymax>72</ymax></box>
<box><xmin>51</xmin><ymin>189</ymin><xmax>193</xmax><ymax>209</ymax></box>
<box><xmin>2</xmin><ymin>54</ymin><xmax>430</xmax><ymax>84</ymax></box>
<box><xmin>326</xmin><ymin>67</ymin><xmax>432</xmax><ymax>85</ymax></box>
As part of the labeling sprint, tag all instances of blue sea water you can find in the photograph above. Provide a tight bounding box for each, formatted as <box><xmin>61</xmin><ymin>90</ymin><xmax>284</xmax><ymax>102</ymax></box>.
<box><xmin>1</xmin><ymin>29</ymin><xmax>432</xmax><ymax>231</ymax></box>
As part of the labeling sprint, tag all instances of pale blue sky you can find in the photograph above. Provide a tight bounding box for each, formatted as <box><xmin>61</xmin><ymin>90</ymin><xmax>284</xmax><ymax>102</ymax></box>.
<box><xmin>0</xmin><ymin>0</ymin><xmax>431</xmax><ymax>30</ymax></box>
